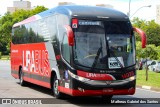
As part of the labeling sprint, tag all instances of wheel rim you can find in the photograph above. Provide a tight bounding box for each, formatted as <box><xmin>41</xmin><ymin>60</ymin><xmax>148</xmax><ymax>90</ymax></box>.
<box><xmin>20</xmin><ymin>71</ymin><xmax>23</xmax><ymax>84</ymax></box>
<box><xmin>54</xmin><ymin>79</ymin><xmax>59</xmax><ymax>95</ymax></box>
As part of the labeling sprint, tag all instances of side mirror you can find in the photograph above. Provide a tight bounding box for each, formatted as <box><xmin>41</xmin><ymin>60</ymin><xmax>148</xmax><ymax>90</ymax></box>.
<box><xmin>64</xmin><ymin>25</ymin><xmax>74</xmax><ymax>46</ymax></box>
<box><xmin>133</xmin><ymin>27</ymin><xmax>147</xmax><ymax>48</ymax></box>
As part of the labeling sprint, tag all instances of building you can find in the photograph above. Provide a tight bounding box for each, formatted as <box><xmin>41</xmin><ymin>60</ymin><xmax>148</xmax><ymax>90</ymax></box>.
<box><xmin>7</xmin><ymin>0</ymin><xmax>31</xmax><ymax>13</ymax></box>
<box><xmin>156</xmin><ymin>5</ymin><xmax>160</xmax><ymax>24</ymax></box>
<box><xmin>7</xmin><ymin>7</ymin><xmax>18</xmax><ymax>14</ymax></box>
<box><xmin>58</xmin><ymin>2</ymin><xmax>75</xmax><ymax>6</ymax></box>
<box><xmin>96</xmin><ymin>4</ymin><xmax>113</xmax><ymax>8</ymax></box>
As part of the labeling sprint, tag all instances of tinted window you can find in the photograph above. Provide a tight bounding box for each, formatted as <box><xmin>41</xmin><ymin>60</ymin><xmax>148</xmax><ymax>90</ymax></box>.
<box><xmin>12</xmin><ymin>15</ymin><xmax>57</xmax><ymax>44</ymax></box>
<box><xmin>12</xmin><ymin>25</ymin><xmax>29</xmax><ymax>44</ymax></box>
<box><xmin>151</xmin><ymin>61</ymin><xmax>156</xmax><ymax>65</ymax></box>
<box><xmin>62</xmin><ymin>34</ymin><xmax>70</xmax><ymax>63</ymax></box>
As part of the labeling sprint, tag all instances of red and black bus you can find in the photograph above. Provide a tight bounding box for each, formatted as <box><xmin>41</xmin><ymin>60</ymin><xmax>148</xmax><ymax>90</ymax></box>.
<box><xmin>11</xmin><ymin>5</ymin><xmax>146</xmax><ymax>99</ymax></box>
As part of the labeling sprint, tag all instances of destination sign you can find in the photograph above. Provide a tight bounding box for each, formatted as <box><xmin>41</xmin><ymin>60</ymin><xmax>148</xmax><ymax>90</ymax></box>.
<box><xmin>79</xmin><ymin>21</ymin><xmax>101</xmax><ymax>26</ymax></box>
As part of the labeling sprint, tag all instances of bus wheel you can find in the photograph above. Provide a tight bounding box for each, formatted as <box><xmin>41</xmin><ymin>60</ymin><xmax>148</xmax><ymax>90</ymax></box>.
<box><xmin>52</xmin><ymin>76</ymin><xmax>64</xmax><ymax>99</ymax></box>
<box><xmin>19</xmin><ymin>68</ymin><xmax>26</xmax><ymax>86</ymax></box>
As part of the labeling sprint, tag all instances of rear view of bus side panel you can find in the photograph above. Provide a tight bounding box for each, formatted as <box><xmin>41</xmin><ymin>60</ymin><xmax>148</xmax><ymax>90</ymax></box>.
<box><xmin>11</xmin><ymin>43</ymin><xmax>26</xmax><ymax>79</ymax></box>
<box><xmin>11</xmin><ymin>14</ymin><xmax>60</xmax><ymax>89</ymax></box>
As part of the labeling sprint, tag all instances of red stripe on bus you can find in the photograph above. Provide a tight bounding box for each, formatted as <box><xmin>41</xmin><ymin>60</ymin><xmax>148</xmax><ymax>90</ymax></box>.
<box><xmin>23</xmin><ymin>77</ymin><xmax>51</xmax><ymax>89</ymax></box>
<box><xmin>58</xmin><ymin>86</ymin><xmax>135</xmax><ymax>96</ymax></box>
<box><xmin>77</xmin><ymin>70</ymin><xmax>115</xmax><ymax>80</ymax></box>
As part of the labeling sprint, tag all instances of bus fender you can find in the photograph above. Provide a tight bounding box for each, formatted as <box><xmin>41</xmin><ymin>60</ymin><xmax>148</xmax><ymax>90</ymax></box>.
<box><xmin>51</xmin><ymin>68</ymin><xmax>60</xmax><ymax>79</ymax></box>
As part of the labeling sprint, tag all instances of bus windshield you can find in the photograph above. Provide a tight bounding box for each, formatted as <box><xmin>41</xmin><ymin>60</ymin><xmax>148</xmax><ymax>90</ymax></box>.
<box><xmin>73</xmin><ymin>20</ymin><xmax>135</xmax><ymax>70</ymax></box>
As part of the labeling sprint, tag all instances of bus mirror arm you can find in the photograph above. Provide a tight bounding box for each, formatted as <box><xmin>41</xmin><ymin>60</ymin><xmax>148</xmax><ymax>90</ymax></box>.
<box><xmin>64</xmin><ymin>25</ymin><xmax>74</xmax><ymax>46</ymax></box>
<box><xmin>133</xmin><ymin>27</ymin><xmax>147</xmax><ymax>48</ymax></box>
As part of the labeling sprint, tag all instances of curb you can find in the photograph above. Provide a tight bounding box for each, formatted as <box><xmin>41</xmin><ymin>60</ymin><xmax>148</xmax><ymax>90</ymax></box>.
<box><xmin>137</xmin><ymin>85</ymin><xmax>160</xmax><ymax>92</ymax></box>
<box><xmin>142</xmin><ymin>86</ymin><xmax>151</xmax><ymax>90</ymax></box>
<box><xmin>0</xmin><ymin>60</ymin><xmax>10</xmax><ymax>62</ymax></box>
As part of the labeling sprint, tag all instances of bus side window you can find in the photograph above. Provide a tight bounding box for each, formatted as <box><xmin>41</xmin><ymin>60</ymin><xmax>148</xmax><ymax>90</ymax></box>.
<box><xmin>61</xmin><ymin>34</ymin><xmax>70</xmax><ymax>63</ymax></box>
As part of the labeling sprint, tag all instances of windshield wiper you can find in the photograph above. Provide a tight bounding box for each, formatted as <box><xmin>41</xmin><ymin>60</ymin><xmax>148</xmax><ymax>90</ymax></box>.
<box><xmin>91</xmin><ymin>47</ymin><xmax>102</xmax><ymax>71</ymax></box>
<box><xmin>91</xmin><ymin>39</ymin><xmax>103</xmax><ymax>71</ymax></box>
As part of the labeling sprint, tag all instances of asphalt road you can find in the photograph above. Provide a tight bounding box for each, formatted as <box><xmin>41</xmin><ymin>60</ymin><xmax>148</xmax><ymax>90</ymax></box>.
<box><xmin>0</xmin><ymin>60</ymin><xmax>160</xmax><ymax>107</ymax></box>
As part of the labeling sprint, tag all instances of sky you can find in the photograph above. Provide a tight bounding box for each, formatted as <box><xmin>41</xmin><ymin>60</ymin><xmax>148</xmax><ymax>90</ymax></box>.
<box><xmin>0</xmin><ymin>0</ymin><xmax>160</xmax><ymax>21</ymax></box>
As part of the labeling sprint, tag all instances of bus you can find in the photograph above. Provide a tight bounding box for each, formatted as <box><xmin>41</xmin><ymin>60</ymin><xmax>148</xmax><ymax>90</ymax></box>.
<box><xmin>11</xmin><ymin>5</ymin><xmax>146</xmax><ymax>99</ymax></box>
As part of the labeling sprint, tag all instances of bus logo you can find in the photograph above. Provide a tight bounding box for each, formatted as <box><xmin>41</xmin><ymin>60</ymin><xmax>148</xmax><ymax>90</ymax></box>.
<box><xmin>72</xmin><ymin>18</ymin><xmax>78</xmax><ymax>28</ymax></box>
<box><xmin>72</xmin><ymin>23</ymin><xmax>77</xmax><ymax>28</ymax></box>
<box><xmin>22</xmin><ymin>50</ymin><xmax>50</xmax><ymax>77</ymax></box>
<box><xmin>105</xmin><ymin>81</ymin><xmax>111</xmax><ymax>85</ymax></box>
<box><xmin>86</xmin><ymin>73</ymin><xmax>97</xmax><ymax>77</ymax></box>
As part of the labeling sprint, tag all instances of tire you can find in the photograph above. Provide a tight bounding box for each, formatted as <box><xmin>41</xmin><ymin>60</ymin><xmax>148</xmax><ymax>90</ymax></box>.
<box><xmin>153</xmin><ymin>68</ymin><xmax>155</xmax><ymax>72</ymax></box>
<box><xmin>19</xmin><ymin>68</ymin><xmax>26</xmax><ymax>86</ymax></box>
<box><xmin>52</xmin><ymin>76</ymin><xmax>64</xmax><ymax>99</ymax></box>
<box><xmin>139</xmin><ymin>67</ymin><xmax>142</xmax><ymax>70</ymax></box>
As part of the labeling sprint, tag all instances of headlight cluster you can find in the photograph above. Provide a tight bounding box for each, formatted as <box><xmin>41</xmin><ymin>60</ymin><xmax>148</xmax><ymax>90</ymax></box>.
<box><xmin>68</xmin><ymin>70</ymin><xmax>90</xmax><ymax>82</ymax></box>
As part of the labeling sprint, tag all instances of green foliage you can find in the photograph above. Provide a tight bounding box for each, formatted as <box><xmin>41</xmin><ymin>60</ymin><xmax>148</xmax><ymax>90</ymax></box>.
<box><xmin>0</xmin><ymin>12</ymin><xmax>13</xmax><ymax>55</ymax></box>
<box><xmin>12</xmin><ymin>9</ymin><xmax>31</xmax><ymax>23</ymax></box>
<box><xmin>30</xmin><ymin>6</ymin><xmax>48</xmax><ymax>15</ymax></box>
<box><xmin>132</xmin><ymin>17</ymin><xmax>160</xmax><ymax>46</ymax></box>
<box><xmin>136</xmin><ymin>41</ymin><xmax>158</xmax><ymax>60</ymax></box>
<box><xmin>1</xmin><ymin>55</ymin><xmax>10</xmax><ymax>60</ymax></box>
<box><xmin>0</xmin><ymin>6</ymin><xmax>48</xmax><ymax>55</ymax></box>
<box><xmin>0</xmin><ymin>52</ymin><xmax>1</xmax><ymax>59</ymax></box>
<box><xmin>144</xmin><ymin>45</ymin><xmax>158</xmax><ymax>60</ymax></box>
<box><xmin>133</xmin><ymin>17</ymin><xmax>160</xmax><ymax>60</ymax></box>
<box><xmin>155</xmin><ymin>46</ymin><xmax>160</xmax><ymax>60</ymax></box>
<box><xmin>136</xmin><ymin>41</ymin><xmax>143</xmax><ymax>59</ymax></box>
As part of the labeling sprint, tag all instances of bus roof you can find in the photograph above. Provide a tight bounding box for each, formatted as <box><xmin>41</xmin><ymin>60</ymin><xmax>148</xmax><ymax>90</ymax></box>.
<box><xmin>13</xmin><ymin>5</ymin><xmax>129</xmax><ymax>28</ymax></box>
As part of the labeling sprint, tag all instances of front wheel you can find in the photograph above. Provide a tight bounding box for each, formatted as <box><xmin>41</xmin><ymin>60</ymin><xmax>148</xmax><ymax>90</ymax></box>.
<box><xmin>153</xmin><ymin>68</ymin><xmax>155</xmax><ymax>72</ymax></box>
<box><xmin>19</xmin><ymin>68</ymin><xmax>26</xmax><ymax>86</ymax></box>
<box><xmin>52</xmin><ymin>76</ymin><xmax>64</xmax><ymax>99</ymax></box>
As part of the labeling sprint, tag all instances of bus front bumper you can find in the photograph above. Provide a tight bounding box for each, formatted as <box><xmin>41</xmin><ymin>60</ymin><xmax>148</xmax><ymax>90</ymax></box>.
<box><xmin>58</xmin><ymin>76</ymin><xmax>136</xmax><ymax>96</ymax></box>
<box><xmin>58</xmin><ymin>86</ymin><xmax>135</xmax><ymax>96</ymax></box>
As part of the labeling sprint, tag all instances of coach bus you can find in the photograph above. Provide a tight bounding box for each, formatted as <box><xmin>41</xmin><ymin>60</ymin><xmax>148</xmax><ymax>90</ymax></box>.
<box><xmin>11</xmin><ymin>5</ymin><xmax>146</xmax><ymax>99</ymax></box>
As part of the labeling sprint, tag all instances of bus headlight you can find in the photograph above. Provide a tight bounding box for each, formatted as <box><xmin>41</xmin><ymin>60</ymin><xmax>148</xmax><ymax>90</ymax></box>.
<box><xmin>128</xmin><ymin>76</ymin><xmax>136</xmax><ymax>81</ymax></box>
<box><xmin>78</xmin><ymin>76</ymin><xmax>90</xmax><ymax>82</ymax></box>
<box><xmin>68</xmin><ymin>70</ymin><xmax>90</xmax><ymax>82</ymax></box>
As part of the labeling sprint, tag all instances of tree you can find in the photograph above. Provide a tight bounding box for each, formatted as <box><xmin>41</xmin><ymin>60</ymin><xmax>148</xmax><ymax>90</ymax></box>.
<box><xmin>155</xmin><ymin>46</ymin><xmax>160</xmax><ymax>60</ymax></box>
<box><xmin>136</xmin><ymin>41</ymin><xmax>146</xmax><ymax>59</ymax></box>
<box><xmin>144</xmin><ymin>45</ymin><xmax>158</xmax><ymax>60</ymax></box>
<box><xmin>30</xmin><ymin>6</ymin><xmax>48</xmax><ymax>15</ymax></box>
<box><xmin>12</xmin><ymin>9</ymin><xmax>30</xmax><ymax>24</ymax></box>
<box><xmin>132</xmin><ymin>17</ymin><xmax>160</xmax><ymax>46</ymax></box>
<box><xmin>136</xmin><ymin>41</ymin><xmax>158</xmax><ymax>60</ymax></box>
<box><xmin>145</xmin><ymin>21</ymin><xmax>160</xmax><ymax>46</ymax></box>
<box><xmin>0</xmin><ymin>12</ymin><xmax>13</xmax><ymax>54</ymax></box>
